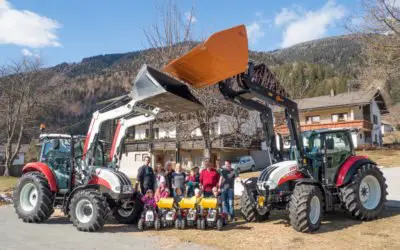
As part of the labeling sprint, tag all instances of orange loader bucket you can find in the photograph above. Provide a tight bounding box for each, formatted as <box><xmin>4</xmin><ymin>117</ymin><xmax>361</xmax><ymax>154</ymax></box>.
<box><xmin>163</xmin><ymin>25</ymin><xmax>249</xmax><ymax>88</ymax></box>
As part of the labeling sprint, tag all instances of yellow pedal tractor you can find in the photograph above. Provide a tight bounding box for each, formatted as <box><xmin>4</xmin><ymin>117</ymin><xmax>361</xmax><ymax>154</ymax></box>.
<box><xmin>137</xmin><ymin>204</ymin><xmax>161</xmax><ymax>231</ymax></box>
<box><xmin>157</xmin><ymin>198</ymin><xmax>177</xmax><ymax>228</ymax></box>
<box><xmin>199</xmin><ymin>198</ymin><xmax>225</xmax><ymax>231</ymax></box>
<box><xmin>178</xmin><ymin>197</ymin><xmax>202</xmax><ymax>229</ymax></box>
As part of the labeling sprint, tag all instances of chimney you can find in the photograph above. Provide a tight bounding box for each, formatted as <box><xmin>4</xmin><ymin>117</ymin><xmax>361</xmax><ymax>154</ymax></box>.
<box><xmin>330</xmin><ymin>89</ymin><xmax>335</xmax><ymax>97</ymax></box>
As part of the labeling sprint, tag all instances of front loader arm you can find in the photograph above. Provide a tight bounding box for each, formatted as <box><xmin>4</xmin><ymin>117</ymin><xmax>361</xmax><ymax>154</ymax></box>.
<box><xmin>109</xmin><ymin>107</ymin><xmax>160</xmax><ymax>166</ymax></box>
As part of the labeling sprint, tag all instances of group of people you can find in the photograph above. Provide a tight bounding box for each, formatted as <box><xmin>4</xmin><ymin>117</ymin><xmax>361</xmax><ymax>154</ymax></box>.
<box><xmin>136</xmin><ymin>156</ymin><xmax>238</xmax><ymax>221</ymax></box>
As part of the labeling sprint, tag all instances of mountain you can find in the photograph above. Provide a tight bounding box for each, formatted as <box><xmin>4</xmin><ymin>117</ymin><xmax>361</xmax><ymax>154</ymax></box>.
<box><xmin>40</xmin><ymin>35</ymin><xmax>366</xmax><ymax>134</ymax></box>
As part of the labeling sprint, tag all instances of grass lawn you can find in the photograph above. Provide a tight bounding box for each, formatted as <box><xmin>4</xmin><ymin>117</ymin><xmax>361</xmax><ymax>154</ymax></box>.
<box><xmin>0</xmin><ymin>176</ymin><xmax>18</xmax><ymax>193</ymax></box>
<box><xmin>357</xmin><ymin>150</ymin><xmax>400</xmax><ymax>168</ymax></box>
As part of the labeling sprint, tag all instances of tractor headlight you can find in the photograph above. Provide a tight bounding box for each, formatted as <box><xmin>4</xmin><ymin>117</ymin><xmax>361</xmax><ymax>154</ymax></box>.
<box><xmin>115</xmin><ymin>185</ymin><xmax>121</xmax><ymax>192</ymax></box>
<box><xmin>123</xmin><ymin>185</ymin><xmax>132</xmax><ymax>193</ymax></box>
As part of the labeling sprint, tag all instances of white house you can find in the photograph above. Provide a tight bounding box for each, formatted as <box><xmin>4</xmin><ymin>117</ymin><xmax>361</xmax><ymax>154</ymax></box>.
<box><xmin>0</xmin><ymin>144</ymin><xmax>29</xmax><ymax>166</ymax></box>
<box><xmin>118</xmin><ymin>115</ymin><xmax>265</xmax><ymax>177</ymax></box>
<box><xmin>275</xmin><ymin>90</ymin><xmax>389</xmax><ymax>149</ymax></box>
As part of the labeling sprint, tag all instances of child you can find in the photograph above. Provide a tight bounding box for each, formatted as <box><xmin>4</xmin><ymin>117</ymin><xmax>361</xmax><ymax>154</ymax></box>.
<box><xmin>155</xmin><ymin>179</ymin><xmax>170</xmax><ymax>202</ymax></box>
<box><xmin>173</xmin><ymin>187</ymin><xmax>184</xmax><ymax>204</ymax></box>
<box><xmin>186</xmin><ymin>169</ymin><xmax>199</xmax><ymax>197</ymax></box>
<box><xmin>191</xmin><ymin>188</ymin><xmax>203</xmax><ymax>205</ymax></box>
<box><xmin>141</xmin><ymin>189</ymin><xmax>156</xmax><ymax>209</ymax></box>
<box><xmin>155</xmin><ymin>163</ymin><xmax>166</xmax><ymax>190</ymax></box>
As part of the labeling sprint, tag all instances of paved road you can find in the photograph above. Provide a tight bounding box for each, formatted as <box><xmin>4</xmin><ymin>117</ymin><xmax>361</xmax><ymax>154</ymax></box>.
<box><xmin>381</xmin><ymin>168</ymin><xmax>400</xmax><ymax>207</ymax></box>
<box><xmin>0</xmin><ymin>206</ymin><xmax>207</xmax><ymax>250</ymax></box>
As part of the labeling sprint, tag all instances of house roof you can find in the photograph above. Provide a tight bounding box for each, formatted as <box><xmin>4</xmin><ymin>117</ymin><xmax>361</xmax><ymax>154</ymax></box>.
<box><xmin>274</xmin><ymin>90</ymin><xmax>389</xmax><ymax>114</ymax></box>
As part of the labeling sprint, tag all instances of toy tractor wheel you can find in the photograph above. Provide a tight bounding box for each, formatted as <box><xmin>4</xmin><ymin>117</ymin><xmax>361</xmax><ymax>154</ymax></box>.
<box><xmin>289</xmin><ymin>184</ymin><xmax>324</xmax><ymax>233</ymax></box>
<box><xmin>341</xmin><ymin>164</ymin><xmax>387</xmax><ymax>220</ymax></box>
<box><xmin>240</xmin><ymin>189</ymin><xmax>256</xmax><ymax>222</ymax></box>
<box><xmin>200</xmin><ymin>218</ymin><xmax>206</xmax><ymax>230</ymax></box>
<box><xmin>69</xmin><ymin>189</ymin><xmax>107</xmax><ymax>232</ymax></box>
<box><xmin>180</xmin><ymin>218</ymin><xmax>186</xmax><ymax>230</ymax></box>
<box><xmin>196</xmin><ymin>218</ymin><xmax>202</xmax><ymax>229</ymax></box>
<box><xmin>138</xmin><ymin>218</ymin><xmax>144</xmax><ymax>231</ymax></box>
<box><xmin>154</xmin><ymin>219</ymin><xmax>161</xmax><ymax>230</ymax></box>
<box><xmin>216</xmin><ymin>218</ymin><xmax>223</xmax><ymax>231</ymax></box>
<box><xmin>13</xmin><ymin>172</ymin><xmax>54</xmax><ymax>223</ymax></box>
<box><xmin>175</xmin><ymin>219</ymin><xmax>182</xmax><ymax>230</ymax></box>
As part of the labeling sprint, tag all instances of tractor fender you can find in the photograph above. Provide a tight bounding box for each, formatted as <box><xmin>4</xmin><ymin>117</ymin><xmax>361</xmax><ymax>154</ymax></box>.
<box><xmin>22</xmin><ymin>162</ymin><xmax>58</xmax><ymax>192</ymax></box>
<box><xmin>293</xmin><ymin>178</ymin><xmax>321</xmax><ymax>187</ymax></box>
<box><xmin>336</xmin><ymin>156</ymin><xmax>375</xmax><ymax>187</ymax></box>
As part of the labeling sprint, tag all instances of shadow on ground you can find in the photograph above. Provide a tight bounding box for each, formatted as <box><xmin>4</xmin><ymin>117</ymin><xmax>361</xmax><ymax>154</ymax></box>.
<box><xmin>43</xmin><ymin>201</ymin><xmax>400</xmax><ymax>234</ymax></box>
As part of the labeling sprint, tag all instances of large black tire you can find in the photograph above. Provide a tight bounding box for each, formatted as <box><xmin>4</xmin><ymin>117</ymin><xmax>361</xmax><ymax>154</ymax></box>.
<box><xmin>112</xmin><ymin>195</ymin><xmax>142</xmax><ymax>224</ymax></box>
<box><xmin>240</xmin><ymin>190</ymin><xmax>256</xmax><ymax>222</ymax></box>
<box><xmin>13</xmin><ymin>172</ymin><xmax>54</xmax><ymax>223</ymax></box>
<box><xmin>69</xmin><ymin>189</ymin><xmax>107</xmax><ymax>232</ymax></box>
<box><xmin>288</xmin><ymin>184</ymin><xmax>324</xmax><ymax>233</ymax></box>
<box><xmin>340</xmin><ymin>164</ymin><xmax>387</xmax><ymax>220</ymax></box>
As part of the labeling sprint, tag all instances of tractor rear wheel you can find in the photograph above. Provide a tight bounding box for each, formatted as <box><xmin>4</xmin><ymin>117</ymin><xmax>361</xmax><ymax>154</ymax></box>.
<box><xmin>341</xmin><ymin>164</ymin><xmax>387</xmax><ymax>220</ymax></box>
<box><xmin>289</xmin><ymin>184</ymin><xmax>324</xmax><ymax>233</ymax></box>
<box><xmin>69</xmin><ymin>189</ymin><xmax>107</xmax><ymax>232</ymax></box>
<box><xmin>13</xmin><ymin>172</ymin><xmax>54</xmax><ymax>223</ymax></box>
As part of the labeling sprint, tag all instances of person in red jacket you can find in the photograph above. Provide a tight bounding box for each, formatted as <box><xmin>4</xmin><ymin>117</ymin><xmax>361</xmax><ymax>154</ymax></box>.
<box><xmin>200</xmin><ymin>161</ymin><xmax>220</xmax><ymax>197</ymax></box>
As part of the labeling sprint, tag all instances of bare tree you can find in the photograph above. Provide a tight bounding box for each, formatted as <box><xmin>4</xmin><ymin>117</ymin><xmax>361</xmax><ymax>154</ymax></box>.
<box><xmin>349</xmin><ymin>0</ymin><xmax>400</xmax><ymax>96</ymax></box>
<box><xmin>0</xmin><ymin>58</ymin><xmax>58</xmax><ymax>176</ymax></box>
<box><xmin>143</xmin><ymin>1</ymin><xmax>259</xmax><ymax>159</ymax></box>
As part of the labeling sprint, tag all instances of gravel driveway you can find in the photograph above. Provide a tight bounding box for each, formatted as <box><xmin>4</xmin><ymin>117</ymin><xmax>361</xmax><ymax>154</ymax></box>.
<box><xmin>1</xmin><ymin>167</ymin><xmax>399</xmax><ymax>249</ymax></box>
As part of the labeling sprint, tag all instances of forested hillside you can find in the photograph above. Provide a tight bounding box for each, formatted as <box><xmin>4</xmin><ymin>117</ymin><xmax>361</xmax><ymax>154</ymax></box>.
<box><xmin>37</xmin><ymin>35</ymin><xmax>367</xmax><ymax>134</ymax></box>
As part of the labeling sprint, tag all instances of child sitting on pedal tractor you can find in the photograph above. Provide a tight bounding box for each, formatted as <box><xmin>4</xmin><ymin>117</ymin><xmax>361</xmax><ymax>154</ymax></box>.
<box><xmin>198</xmin><ymin>187</ymin><xmax>226</xmax><ymax>231</ymax></box>
<box><xmin>177</xmin><ymin>188</ymin><xmax>203</xmax><ymax>229</ymax></box>
<box><xmin>138</xmin><ymin>189</ymin><xmax>161</xmax><ymax>231</ymax></box>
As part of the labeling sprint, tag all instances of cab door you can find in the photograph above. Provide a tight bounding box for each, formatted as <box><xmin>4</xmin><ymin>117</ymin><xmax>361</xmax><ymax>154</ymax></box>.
<box><xmin>323</xmin><ymin>131</ymin><xmax>353</xmax><ymax>184</ymax></box>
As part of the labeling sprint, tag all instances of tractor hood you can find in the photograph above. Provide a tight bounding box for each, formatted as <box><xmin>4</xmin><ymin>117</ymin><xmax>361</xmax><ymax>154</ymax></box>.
<box><xmin>132</xmin><ymin>64</ymin><xmax>203</xmax><ymax>113</ymax></box>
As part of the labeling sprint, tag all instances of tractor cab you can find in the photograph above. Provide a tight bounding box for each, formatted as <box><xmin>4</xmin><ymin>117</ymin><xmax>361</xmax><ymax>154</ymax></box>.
<box><xmin>38</xmin><ymin>134</ymin><xmax>106</xmax><ymax>190</ymax></box>
<box><xmin>303</xmin><ymin>129</ymin><xmax>355</xmax><ymax>185</ymax></box>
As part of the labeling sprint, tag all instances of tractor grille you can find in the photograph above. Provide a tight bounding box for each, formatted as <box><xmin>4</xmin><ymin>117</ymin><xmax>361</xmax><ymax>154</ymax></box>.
<box><xmin>112</xmin><ymin>170</ymin><xmax>132</xmax><ymax>186</ymax></box>
<box><xmin>258</xmin><ymin>165</ymin><xmax>278</xmax><ymax>183</ymax></box>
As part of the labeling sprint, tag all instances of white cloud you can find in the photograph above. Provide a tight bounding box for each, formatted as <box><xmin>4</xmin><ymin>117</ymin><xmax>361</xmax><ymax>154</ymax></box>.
<box><xmin>21</xmin><ymin>48</ymin><xmax>40</xmax><ymax>58</ymax></box>
<box><xmin>184</xmin><ymin>11</ymin><xmax>197</xmax><ymax>23</ymax></box>
<box><xmin>275</xmin><ymin>0</ymin><xmax>346</xmax><ymax>47</ymax></box>
<box><xmin>275</xmin><ymin>8</ymin><xmax>299</xmax><ymax>26</ymax></box>
<box><xmin>246</xmin><ymin>21</ymin><xmax>265</xmax><ymax>45</ymax></box>
<box><xmin>0</xmin><ymin>0</ymin><xmax>61</xmax><ymax>48</ymax></box>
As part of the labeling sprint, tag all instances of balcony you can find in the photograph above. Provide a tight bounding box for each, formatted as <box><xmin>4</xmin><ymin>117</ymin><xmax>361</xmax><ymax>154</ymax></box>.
<box><xmin>275</xmin><ymin>120</ymin><xmax>373</xmax><ymax>134</ymax></box>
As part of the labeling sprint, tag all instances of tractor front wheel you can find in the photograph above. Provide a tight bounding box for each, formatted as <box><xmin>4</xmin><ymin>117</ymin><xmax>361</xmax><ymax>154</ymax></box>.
<box><xmin>289</xmin><ymin>184</ymin><xmax>324</xmax><ymax>233</ymax></box>
<box><xmin>13</xmin><ymin>172</ymin><xmax>54</xmax><ymax>223</ymax></box>
<box><xmin>240</xmin><ymin>189</ymin><xmax>256</xmax><ymax>222</ymax></box>
<box><xmin>69</xmin><ymin>189</ymin><xmax>107</xmax><ymax>232</ymax></box>
<box><xmin>341</xmin><ymin>164</ymin><xmax>387</xmax><ymax>220</ymax></box>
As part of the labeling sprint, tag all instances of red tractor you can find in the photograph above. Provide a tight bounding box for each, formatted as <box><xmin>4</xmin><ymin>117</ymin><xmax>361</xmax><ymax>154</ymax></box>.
<box><xmin>12</xmin><ymin>65</ymin><xmax>202</xmax><ymax>232</ymax></box>
<box><xmin>160</xmin><ymin>25</ymin><xmax>388</xmax><ymax>232</ymax></box>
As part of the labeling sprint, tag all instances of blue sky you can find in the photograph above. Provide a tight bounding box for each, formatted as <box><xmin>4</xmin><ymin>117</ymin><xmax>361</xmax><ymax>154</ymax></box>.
<box><xmin>0</xmin><ymin>0</ymin><xmax>358</xmax><ymax>66</ymax></box>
